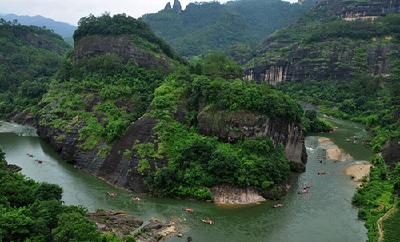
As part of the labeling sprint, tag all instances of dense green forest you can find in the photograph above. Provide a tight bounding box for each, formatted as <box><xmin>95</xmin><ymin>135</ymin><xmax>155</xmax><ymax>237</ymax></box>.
<box><xmin>142</xmin><ymin>0</ymin><xmax>316</xmax><ymax>59</ymax></box>
<box><xmin>0</xmin><ymin>18</ymin><xmax>70</xmax><ymax>119</ymax></box>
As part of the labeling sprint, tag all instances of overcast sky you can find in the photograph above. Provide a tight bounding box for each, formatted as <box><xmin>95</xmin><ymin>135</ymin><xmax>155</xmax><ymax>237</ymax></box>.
<box><xmin>0</xmin><ymin>0</ymin><xmax>296</xmax><ymax>25</ymax></box>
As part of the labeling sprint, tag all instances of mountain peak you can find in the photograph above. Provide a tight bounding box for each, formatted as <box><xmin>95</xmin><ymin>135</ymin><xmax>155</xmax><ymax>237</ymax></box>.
<box><xmin>164</xmin><ymin>2</ymin><xmax>172</xmax><ymax>10</ymax></box>
<box><xmin>173</xmin><ymin>0</ymin><xmax>182</xmax><ymax>12</ymax></box>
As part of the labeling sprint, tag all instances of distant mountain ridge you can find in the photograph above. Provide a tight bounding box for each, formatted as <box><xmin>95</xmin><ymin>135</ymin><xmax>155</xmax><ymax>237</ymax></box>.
<box><xmin>142</xmin><ymin>0</ymin><xmax>317</xmax><ymax>59</ymax></box>
<box><xmin>0</xmin><ymin>13</ymin><xmax>76</xmax><ymax>38</ymax></box>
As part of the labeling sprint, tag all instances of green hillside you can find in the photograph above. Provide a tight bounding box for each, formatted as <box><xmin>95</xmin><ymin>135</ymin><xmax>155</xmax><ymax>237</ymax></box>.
<box><xmin>142</xmin><ymin>0</ymin><xmax>316</xmax><ymax>59</ymax></box>
<box><xmin>0</xmin><ymin>19</ymin><xmax>70</xmax><ymax>118</ymax></box>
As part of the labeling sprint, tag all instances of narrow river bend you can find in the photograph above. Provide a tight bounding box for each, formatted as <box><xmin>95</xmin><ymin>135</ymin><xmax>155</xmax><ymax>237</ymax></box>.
<box><xmin>0</xmin><ymin>118</ymin><xmax>372</xmax><ymax>242</ymax></box>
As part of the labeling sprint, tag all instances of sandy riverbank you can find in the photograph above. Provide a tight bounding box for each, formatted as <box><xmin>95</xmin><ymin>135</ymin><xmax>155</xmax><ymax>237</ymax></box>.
<box><xmin>343</xmin><ymin>162</ymin><xmax>372</xmax><ymax>187</ymax></box>
<box><xmin>318</xmin><ymin>137</ymin><xmax>353</xmax><ymax>161</ymax></box>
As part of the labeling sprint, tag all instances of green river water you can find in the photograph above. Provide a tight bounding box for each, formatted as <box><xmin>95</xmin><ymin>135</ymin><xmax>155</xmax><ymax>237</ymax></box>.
<box><xmin>0</xmin><ymin>117</ymin><xmax>373</xmax><ymax>242</ymax></box>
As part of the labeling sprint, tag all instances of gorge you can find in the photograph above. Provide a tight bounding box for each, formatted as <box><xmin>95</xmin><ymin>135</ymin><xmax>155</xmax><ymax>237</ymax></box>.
<box><xmin>0</xmin><ymin>0</ymin><xmax>399</xmax><ymax>241</ymax></box>
<box><xmin>0</xmin><ymin>117</ymin><xmax>372</xmax><ymax>242</ymax></box>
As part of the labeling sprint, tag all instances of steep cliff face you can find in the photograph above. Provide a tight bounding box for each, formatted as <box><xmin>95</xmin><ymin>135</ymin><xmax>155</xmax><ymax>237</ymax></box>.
<box><xmin>245</xmin><ymin>0</ymin><xmax>400</xmax><ymax>85</ymax></box>
<box><xmin>74</xmin><ymin>35</ymin><xmax>170</xmax><ymax>72</ymax></box>
<box><xmin>197</xmin><ymin>110</ymin><xmax>307</xmax><ymax>171</ymax></box>
<box><xmin>312</xmin><ymin>0</ymin><xmax>400</xmax><ymax>20</ymax></box>
<box><xmin>212</xmin><ymin>185</ymin><xmax>266</xmax><ymax>205</ymax></box>
<box><xmin>173</xmin><ymin>0</ymin><xmax>182</xmax><ymax>13</ymax></box>
<box><xmin>97</xmin><ymin>116</ymin><xmax>162</xmax><ymax>193</ymax></box>
<box><xmin>72</xmin><ymin>14</ymin><xmax>183</xmax><ymax>72</ymax></box>
<box><xmin>246</xmin><ymin>40</ymin><xmax>394</xmax><ymax>85</ymax></box>
<box><xmin>35</xmin><ymin>114</ymin><xmax>162</xmax><ymax>193</ymax></box>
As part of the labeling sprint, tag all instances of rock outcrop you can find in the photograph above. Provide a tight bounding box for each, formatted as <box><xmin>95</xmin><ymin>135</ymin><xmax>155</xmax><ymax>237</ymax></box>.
<box><xmin>382</xmin><ymin>138</ymin><xmax>400</xmax><ymax>169</ymax></box>
<box><xmin>74</xmin><ymin>35</ymin><xmax>170</xmax><ymax>72</ymax></box>
<box><xmin>97</xmin><ymin>116</ymin><xmax>163</xmax><ymax>193</ymax></box>
<box><xmin>314</xmin><ymin>0</ymin><xmax>400</xmax><ymax>21</ymax></box>
<box><xmin>212</xmin><ymin>185</ymin><xmax>266</xmax><ymax>205</ymax></box>
<box><xmin>35</xmin><ymin>115</ymin><xmax>162</xmax><ymax>194</ymax></box>
<box><xmin>89</xmin><ymin>211</ymin><xmax>177</xmax><ymax>241</ymax></box>
<box><xmin>245</xmin><ymin>0</ymin><xmax>400</xmax><ymax>85</ymax></box>
<box><xmin>89</xmin><ymin>211</ymin><xmax>143</xmax><ymax>237</ymax></box>
<box><xmin>164</xmin><ymin>2</ymin><xmax>172</xmax><ymax>11</ymax></box>
<box><xmin>245</xmin><ymin>43</ymin><xmax>393</xmax><ymax>85</ymax></box>
<box><xmin>197</xmin><ymin>110</ymin><xmax>307</xmax><ymax>171</ymax></box>
<box><xmin>173</xmin><ymin>0</ymin><xmax>182</xmax><ymax>13</ymax></box>
<box><xmin>339</xmin><ymin>0</ymin><xmax>400</xmax><ymax>21</ymax></box>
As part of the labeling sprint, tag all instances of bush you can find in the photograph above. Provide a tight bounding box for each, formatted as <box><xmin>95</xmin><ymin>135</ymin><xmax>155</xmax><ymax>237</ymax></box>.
<box><xmin>52</xmin><ymin>212</ymin><xmax>102</xmax><ymax>242</ymax></box>
<box><xmin>35</xmin><ymin>183</ymin><xmax>63</xmax><ymax>201</ymax></box>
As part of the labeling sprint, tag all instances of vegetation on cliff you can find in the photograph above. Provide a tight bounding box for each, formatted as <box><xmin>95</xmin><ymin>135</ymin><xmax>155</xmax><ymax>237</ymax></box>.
<box><xmin>39</xmin><ymin>54</ymin><xmax>164</xmax><ymax>149</ymax></box>
<box><xmin>262</xmin><ymin>10</ymin><xmax>400</xmax><ymax>152</ymax></box>
<box><xmin>36</xmin><ymin>14</ymin><xmax>182</xmax><ymax>151</ymax></box>
<box><xmin>0</xmin><ymin>18</ymin><xmax>70</xmax><ymax>119</ymax></box>
<box><xmin>142</xmin><ymin>0</ymin><xmax>316</xmax><ymax>59</ymax></box>
<box><xmin>74</xmin><ymin>13</ymin><xmax>182</xmax><ymax>62</ymax></box>
<box><xmin>28</xmin><ymin>14</ymin><xmax>305</xmax><ymax>201</ymax></box>
<box><xmin>145</xmin><ymin>72</ymin><xmax>299</xmax><ymax>199</ymax></box>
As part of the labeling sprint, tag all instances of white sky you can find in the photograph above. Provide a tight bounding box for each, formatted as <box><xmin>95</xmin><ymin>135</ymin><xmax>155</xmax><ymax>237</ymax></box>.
<box><xmin>0</xmin><ymin>0</ymin><xmax>296</xmax><ymax>25</ymax></box>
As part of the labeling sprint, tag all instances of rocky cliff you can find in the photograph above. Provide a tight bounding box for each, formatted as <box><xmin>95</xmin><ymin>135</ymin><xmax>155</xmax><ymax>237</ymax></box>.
<box><xmin>245</xmin><ymin>40</ymin><xmax>394</xmax><ymax>85</ymax></box>
<box><xmin>197</xmin><ymin>110</ymin><xmax>307</xmax><ymax>171</ymax></box>
<box><xmin>74</xmin><ymin>35</ymin><xmax>170</xmax><ymax>72</ymax></box>
<box><xmin>212</xmin><ymin>185</ymin><xmax>266</xmax><ymax>205</ymax></box>
<box><xmin>245</xmin><ymin>0</ymin><xmax>400</xmax><ymax>85</ymax></box>
<box><xmin>173</xmin><ymin>0</ymin><xmax>182</xmax><ymax>13</ymax></box>
<box><xmin>337</xmin><ymin>0</ymin><xmax>400</xmax><ymax>21</ymax></box>
<box><xmin>34</xmin><ymin>114</ymin><xmax>161</xmax><ymax>194</ymax></box>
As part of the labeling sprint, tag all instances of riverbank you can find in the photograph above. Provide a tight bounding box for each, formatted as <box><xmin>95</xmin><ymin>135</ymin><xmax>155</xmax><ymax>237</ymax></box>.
<box><xmin>344</xmin><ymin>162</ymin><xmax>372</xmax><ymax>187</ymax></box>
<box><xmin>318</xmin><ymin>137</ymin><xmax>353</xmax><ymax>162</ymax></box>
<box><xmin>0</xmin><ymin>118</ymin><xmax>372</xmax><ymax>242</ymax></box>
<box><xmin>317</xmin><ymin>136</ymin><xmax>372</xmax><ymax>187</ymax></box>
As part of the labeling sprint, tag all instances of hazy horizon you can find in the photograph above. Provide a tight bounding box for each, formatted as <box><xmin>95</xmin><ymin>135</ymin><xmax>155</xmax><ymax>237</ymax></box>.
<box><xmin>0</xmin><ymin>0</ymin><xmax>297</xmax><ymax>25</ymax></box>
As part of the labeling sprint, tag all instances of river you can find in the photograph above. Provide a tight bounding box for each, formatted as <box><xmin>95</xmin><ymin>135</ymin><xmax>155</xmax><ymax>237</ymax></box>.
<box><xmin>0</xmin><ymin>118</ymin><xmax>372</xmax><ymax>242</ymax></box>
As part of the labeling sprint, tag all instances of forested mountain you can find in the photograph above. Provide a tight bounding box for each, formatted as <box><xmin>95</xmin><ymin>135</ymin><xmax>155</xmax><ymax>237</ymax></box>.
<box><xmin>0</xmin><ymin>18</ymin><xmax>70</xmax><ymax>118</ymax></box>
<box><xmin>245</xmin><ymin>0</ymin><xmax>400</xmax><ymax>239</ymax></box>
<box><xmin>142</xmin><ymin>0</ymin><xmax>316</xmax><ymax>59</ymax></box>
<box><xmin>6</xmin><ymin>13</ymin><xmax>322</xmax><ymax>206</ymax></box>
<box><xmin>0</xmin><ymin>14</ymin><xmax>76</xmax><ymax>38</ymax></box>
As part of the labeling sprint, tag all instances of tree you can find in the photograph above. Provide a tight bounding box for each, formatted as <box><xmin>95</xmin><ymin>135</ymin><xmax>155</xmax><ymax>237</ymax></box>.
<box><xmin>52</xmin><ymin>212</ymin><xmax>102</xmax><ymax>242</ymax></box>
<box><xmin>35</xmin><ymin>183</ymin><xmax>63</xmax><ymax>201</ymax></box>
<box><xmin>196</xmin><ymin>53</ymin><xmax>243</xmax><ymax>80</ymax></box>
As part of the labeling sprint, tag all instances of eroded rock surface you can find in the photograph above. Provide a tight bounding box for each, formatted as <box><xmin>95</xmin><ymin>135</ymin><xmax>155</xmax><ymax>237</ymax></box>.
<box><xmin>89</xmin><ymin>211</ymin><xmax>143</xmax><ymax>237</ymax></box>
<box><xmin>198</xmin><ymin>110</ymin><xmax>307</xmax><ymax>171</ymax></box>
<box><xmin>212</xmin><ymin>185</ymin><xmax>266</xmax><ymax>205</ymax></box>
<box><xmin>89</xmin><ymin>211</ymin><xmax>177</xmax><ymax>242</ymax></box>
<box><xmin>74</xmin><ymin>35</ymin><xmax>170</xmax><ymax>72</ymax></box>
